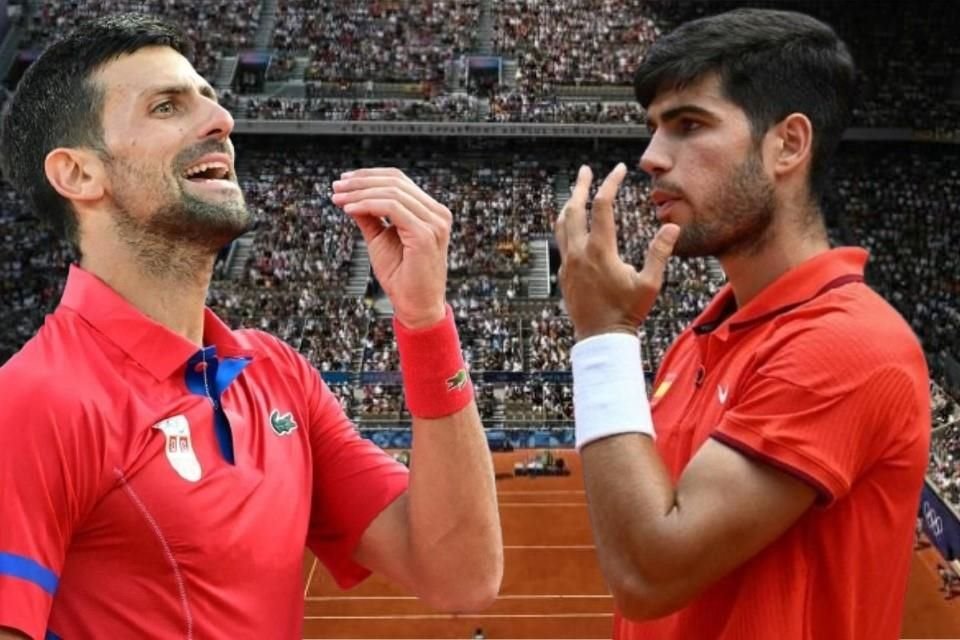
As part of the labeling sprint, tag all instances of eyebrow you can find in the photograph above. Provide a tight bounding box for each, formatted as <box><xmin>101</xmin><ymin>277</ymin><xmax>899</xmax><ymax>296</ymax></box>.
<box><xmin>141</xmin><ymin>83</ymin><xmax>219</xmax><ymax>104</ymax></box>
<box><xmin>645</xmin><ymin>104</ymin><xmax>717</xmax><ymax>129</ymax></box>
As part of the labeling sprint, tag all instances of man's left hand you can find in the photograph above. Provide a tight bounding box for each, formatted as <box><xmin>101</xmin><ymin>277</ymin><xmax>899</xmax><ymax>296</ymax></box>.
<box><xmin>555</xmin><ymin>163</ymin><xmax>680</xmax><ymax>341</ymax></box>
<box><xmin>332</xmin><ymin>168</ymin><xmax>449</xmax><ymax>328</ymax></box>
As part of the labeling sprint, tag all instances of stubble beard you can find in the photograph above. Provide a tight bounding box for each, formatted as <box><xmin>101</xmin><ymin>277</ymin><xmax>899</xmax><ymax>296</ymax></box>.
<box><xmin>671</xmin><ymin>149</ymin><xmax>777</xmax><ymax>260</ymax></box>
<box><xmin>107</xmin><ymin>157</ymin><xmax>253</xmax><ymax>280</ymax></box>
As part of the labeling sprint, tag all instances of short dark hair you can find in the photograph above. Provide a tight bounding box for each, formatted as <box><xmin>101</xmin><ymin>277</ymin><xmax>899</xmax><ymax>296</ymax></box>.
<box><xmin>634</xmin><ymin>8</ymin><xmax>855</xmax><ymax>202</ymax></box>
<box><xmin>0</xmin><ymin>13</ymin><xmax>191</xmax><ymax>249</ymax></box>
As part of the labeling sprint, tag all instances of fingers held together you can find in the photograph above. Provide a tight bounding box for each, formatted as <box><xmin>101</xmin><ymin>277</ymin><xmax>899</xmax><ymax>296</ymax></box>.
<box><xmin>331</xmin><ymin>170</ymin><xmax>453</xmax><ymax>241</ymax></box>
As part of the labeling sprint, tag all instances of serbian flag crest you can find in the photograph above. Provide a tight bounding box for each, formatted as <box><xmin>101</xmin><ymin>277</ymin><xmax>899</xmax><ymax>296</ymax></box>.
<box><xmin>153</xmin><ymin>414</ymin><xmax>203</xmax><ymax>482</ymax></box>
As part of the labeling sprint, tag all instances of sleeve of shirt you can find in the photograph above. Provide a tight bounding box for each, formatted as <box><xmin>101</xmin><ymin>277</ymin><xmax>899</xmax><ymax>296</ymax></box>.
<box><xmin>294</xmin><ymin>357</ymin><xmax>409</xmax><ymax>589</ymax></box>
<box><xmin>712</xmin><ymin>324</ymin><xmax>925</xmax><ymax>506</ymax></box>
<box><xmin>0</xmin><ymin>370</ymin><xmax>105</xmax><ymax>640</ymax></box>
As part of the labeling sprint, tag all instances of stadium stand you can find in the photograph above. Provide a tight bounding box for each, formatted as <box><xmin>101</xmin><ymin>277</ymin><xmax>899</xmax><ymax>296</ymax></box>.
<box><xmin>271</xmin><ymin>0</ymin><xmax>478</xmax><ymax>84</ymax></box>
<box><xmin>0</xmin><ymin>189</ymin><xmax>69</xmax><ymax>363</ymax></box>
<box><xmin>6</xmin><ymin>1</ymin><xmax>956</xmax><ymax>135</ymax></box>
<box><xmin>493</xmin><ymin>0</ymin><xmax>662</xmax><ymax>87</ymax></box>
<box><xmin>5</xmin><ymin>1</ymin><xmax>959</xmax><ymax>133</ymax></box>
<box><xmin>20</xmin><ymin>0</ymin><xmax>260</xmax><ymax>78</ymax></box>
<box><xmin>930</xmin><ymin>382</ymin><xmax>960</xmax><ymax>507</ymax></box>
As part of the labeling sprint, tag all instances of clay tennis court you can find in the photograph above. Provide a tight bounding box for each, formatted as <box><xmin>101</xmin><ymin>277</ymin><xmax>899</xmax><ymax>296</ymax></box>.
<box><xmin>302</xmin><ymin>451</ymin><xmax>960</xmax><ymax>639</ymax></box>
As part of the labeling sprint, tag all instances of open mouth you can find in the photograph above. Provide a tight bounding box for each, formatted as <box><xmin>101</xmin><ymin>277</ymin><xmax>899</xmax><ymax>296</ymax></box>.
<box><xmin>182</xmin><ymin>161</ymin><xmax>232</xmax><ymax>183</ymax></box>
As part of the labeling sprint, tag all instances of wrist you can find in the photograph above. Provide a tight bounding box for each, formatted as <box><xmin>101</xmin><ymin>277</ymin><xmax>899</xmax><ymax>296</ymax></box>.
<box><xmin>571</xmin><ymin>332</ymin><xmax>654</xmax><ymax>450</ymax></box>
<box><xmin>394</xmin><ymin>304</ymin><xmax>447</xmax><ymax>330</ymax></box>
<box><xmin>574</xmin><ymin>324</ymin><xmax>639</xmax><ymax>342</ymax></box>
<box><xmin>394</xmin><ymin>304</ymin><xmax>474</xmax><ymax>419</ymax></box>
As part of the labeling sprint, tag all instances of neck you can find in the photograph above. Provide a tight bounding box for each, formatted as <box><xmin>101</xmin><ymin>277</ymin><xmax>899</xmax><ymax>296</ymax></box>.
<box><xmin>81</xmin><ymin>232</ymin><xmax>215</xmax><ymax>346</ymax></box>
<box><xmin>719</xmin><ymin>207</ymin><xmax>830</xmax><ymax>308</ymax></box>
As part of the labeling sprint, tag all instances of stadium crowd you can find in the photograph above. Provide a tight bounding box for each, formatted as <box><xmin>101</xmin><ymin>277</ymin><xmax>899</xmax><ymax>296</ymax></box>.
<box><xmin>494</xmin><ymin>0</ymin><xmax>661</xmax><ymax>89</ymax></box>
<box><xmin>417</xmin><ymin>164</ymin><xmax>552</xmax><ymax>278</ymax></box>
<box><xmin>271</xmin><ymin>0</ymin><xmax>478</xmax><ymax>84</ymax></box>
<box><xmin>829</xmin><ymin>146</ymin><xmax>959</xmax><ymax>394</ymax></box>
<box><xmin>0</xmin><ymin>188</ymin><xmax>69</xmax><ymax>363</ymax></box>
<box><xmin>220</xmin><ymin>92</ymin><xmax>647</xmax><ymax>124</ymax></box>
<box><xmin>488</xmin><ymin>92</ymin><xmax>646</xmax><ymax>124</ymax></box>
<box><xmin>8</xmin><ymin>2</ymin><xmax>958</xmax><ymax>133</ymax></box>
<box><xmin>297</xmin><ymin>298</ymin><xmax>374</xmax><ymax>372</ymax></box>
<box><xmin>237</xmin><ymin>149</ymin><xmax>357</xmax><ymax>291</ymax></box>
<box><xmin>930</xmin><ymin>425</ymin><xmax>960</xmax><ymax>508</ymax></box>
<box><xmin>22</xmin><ymin>0</ymin><xmax>260</xmax><ymax>77</ymax></box>
<box><xmin>222</xmin><ymin>93</ymin><xmax>482</xmax><ymax>122</ymax></box>
<box><xmin>504</xmin><ymin>382</ymin><xmax>574</xmax><ymax>421</ymax></box>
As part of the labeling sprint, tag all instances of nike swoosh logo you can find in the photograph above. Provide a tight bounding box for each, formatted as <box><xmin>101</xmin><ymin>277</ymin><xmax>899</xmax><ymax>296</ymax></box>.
<box><xmin>718</xmin><ymin>385</ymin><xmax>729</xmax><ymax>405</ymax></box>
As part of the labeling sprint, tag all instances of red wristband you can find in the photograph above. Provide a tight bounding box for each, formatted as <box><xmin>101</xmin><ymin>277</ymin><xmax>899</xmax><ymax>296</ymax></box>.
<box><xmin>394</xmin><ymin>304</ymin><xmax>474</xmax><ymax>419</ymax></box>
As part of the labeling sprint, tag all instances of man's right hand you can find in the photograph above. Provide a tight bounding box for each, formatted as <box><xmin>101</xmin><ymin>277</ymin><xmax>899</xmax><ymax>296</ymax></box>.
<box><xmin>331</xmin><ymin>168</ymin><xmax>451</xmax><ymax>330</ymax></box>
<box><xmin>554</xmin><ymin>163</ymin><xmax>680</xmax><ymax>341</ymax></box>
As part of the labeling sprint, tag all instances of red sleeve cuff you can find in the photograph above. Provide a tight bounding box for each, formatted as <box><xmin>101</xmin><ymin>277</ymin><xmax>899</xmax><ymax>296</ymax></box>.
<box><xmin>0</xmin><ymin>576</ymin><xmax>54</xmax><ymax>640</ymax></box>
<box><xmin>312</xmin><ymin>469</ymin><xmax>409</xmax><ymax>590</ymax></box>
<box><xmin>712</xmin><ymin>418</ymin><xmax>848</xmax><ymax>506</ymax></box>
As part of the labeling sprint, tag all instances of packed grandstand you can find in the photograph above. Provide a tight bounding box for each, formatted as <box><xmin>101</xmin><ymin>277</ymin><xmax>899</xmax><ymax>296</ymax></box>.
<box><xmin>1</xmin><ymin>0</ymin><xmax>958</xmax><ymax>514</ymax></box>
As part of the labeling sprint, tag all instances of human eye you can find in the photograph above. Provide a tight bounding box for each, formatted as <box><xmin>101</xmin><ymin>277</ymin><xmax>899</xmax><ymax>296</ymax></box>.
<box><xmin>151</xmin><ymin>100</ymin><xmax>177</xmax><ymax>115</ymax></box>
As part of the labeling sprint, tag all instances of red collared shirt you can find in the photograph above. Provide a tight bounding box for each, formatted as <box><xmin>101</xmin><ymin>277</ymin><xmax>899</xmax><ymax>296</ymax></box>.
<box><xmin>617</xmin><ymin>248</ymin><xmax>930</xmax><ymax>640</ymax></box>
<box><xmin>0</xmin><ymin>265</ymin><xmax>408</xmax><ymax>640</ymax></box>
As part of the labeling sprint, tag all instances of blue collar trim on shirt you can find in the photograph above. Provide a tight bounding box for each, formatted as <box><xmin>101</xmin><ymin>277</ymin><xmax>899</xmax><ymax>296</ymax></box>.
<box><xmin>184</xmin><ymin>346</ymin><xmax>252</xmax><ymax>464</ymax></box>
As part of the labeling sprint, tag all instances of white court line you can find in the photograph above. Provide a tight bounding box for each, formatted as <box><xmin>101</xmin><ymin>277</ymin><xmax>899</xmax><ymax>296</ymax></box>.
<box><xmin>303</xmin><ymin>548</ymin><xmax>595</xmax><ymax>597</ymax></box>
<box><xmin>498</xmin><ymin>502</ymin><xmax>587</xmax><ymax>507</ymax></box>
<box><xmin>306</xmin><ymin>594</ymin><xmax>611</xmax><ymax>602</ymax></box>
<box><xmin>304</xmin><ymin>613</ymin><xmax>613</xmax><ymax>620</ymax></box>
<box><xmin>303</xmin><ymin>556</ymin><xmax>318</xmax><ymax>599</ymax></box>
<box><xmin>497</xmin><ymin>490</ymin><xmax>585</xmax><ymax>495</ymax></box>
<box><xmin>504</xmin><ymin>544</ymin><xmax>594</xmax><ymax>549</ymax></box>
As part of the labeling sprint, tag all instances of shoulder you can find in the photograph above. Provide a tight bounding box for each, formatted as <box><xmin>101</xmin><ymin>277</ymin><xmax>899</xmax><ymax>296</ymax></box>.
<box><xmin>232</xmin><ymin>328</ymin><xmax>332</xmax><ymax>402</ymax></box>
<box><xmin>3</xmin><ymin>303</ymin><xmax>126</xmax><ymax>384</ymax></box>
<box><xmin>757</xmin><ymin>283</ymin><xmax>927</xmax><ymax>398</ymax></box>
<box><xmin>1</xmin><ymin>311</ymin><xmax>103</xmax><ymax>413</ymax></box>
<box><xmin>0</xmin><ymin>347</ymin><xmax>107</xmax><ymax>451</ymax></box>
<box><xmin>235</xmin><ymin>328</ymin><xmax>313</xmax><ymax>377</ymax></box>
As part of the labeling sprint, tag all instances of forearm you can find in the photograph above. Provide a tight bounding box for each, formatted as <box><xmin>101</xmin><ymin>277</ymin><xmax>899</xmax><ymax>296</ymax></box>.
<box><xmin>405</xmin><ymin>401</ymin><xmax>503</xmax><ymax>609</ymax></box>
<box><xmin>571</xmin><ymin>332</ymin><xmax>699</xmax><ymax>612</ymax></box>
<box><xmin>334</xmin><ymin>170</ymin><xmax>502</xmax><ymax>609</ymax></box>
<box><xmin>581</xmin><ymin>434</ymin><xmax>694</xmax><ymax>613</ymax></box>
<box><xmin>581</xmin><ymin>429</ymin><xmax>816</xmax><ymax>620</ymax></box>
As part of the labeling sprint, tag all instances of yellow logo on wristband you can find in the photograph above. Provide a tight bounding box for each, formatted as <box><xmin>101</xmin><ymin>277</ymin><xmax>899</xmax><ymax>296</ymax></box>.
<box><xmin>446</xmin><ymin>369</ymin><xmax>469</xmax><ymax>392</ymax></box>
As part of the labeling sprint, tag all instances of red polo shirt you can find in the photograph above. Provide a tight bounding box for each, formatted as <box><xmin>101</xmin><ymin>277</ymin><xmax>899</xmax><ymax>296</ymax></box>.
<box><xmin>616</xmin><ymin>248</ymin><xmax>930</xmax><ymax>640</ymax></box>
<box><xmin>0</xmin><ymin>265</ymin><xmax>408</xmax><ymax>640</ymax></box>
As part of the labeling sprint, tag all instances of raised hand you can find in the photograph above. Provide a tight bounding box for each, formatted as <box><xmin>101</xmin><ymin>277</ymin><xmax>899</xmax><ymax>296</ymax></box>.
<box><xmin>555</xmin><ymin>163</ymin><xmax>680</xmax><ymax>340</ymax></box>
<box><xmin>332</xmin><ymin>168</ymin><xmax>450</xmax><ymax>328</ymax></box>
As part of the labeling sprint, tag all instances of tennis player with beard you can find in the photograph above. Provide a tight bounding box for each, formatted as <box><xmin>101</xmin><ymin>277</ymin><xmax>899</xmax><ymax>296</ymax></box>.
<box><xmin>556</xmin><ymin>9</ymin><xmax>930</xmax><ymax>640</ymax></box>
<box><xmin>0</xmin><ymin>14</ymin><xmax>501</xmax><ymax>640</ymax></box>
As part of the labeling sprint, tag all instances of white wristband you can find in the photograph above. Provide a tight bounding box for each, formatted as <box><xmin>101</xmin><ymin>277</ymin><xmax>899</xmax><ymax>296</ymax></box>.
<box><xmin>571</xmin><ymin>332</ymin><xmax>654</xmax><ymax>450</ymax></box>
